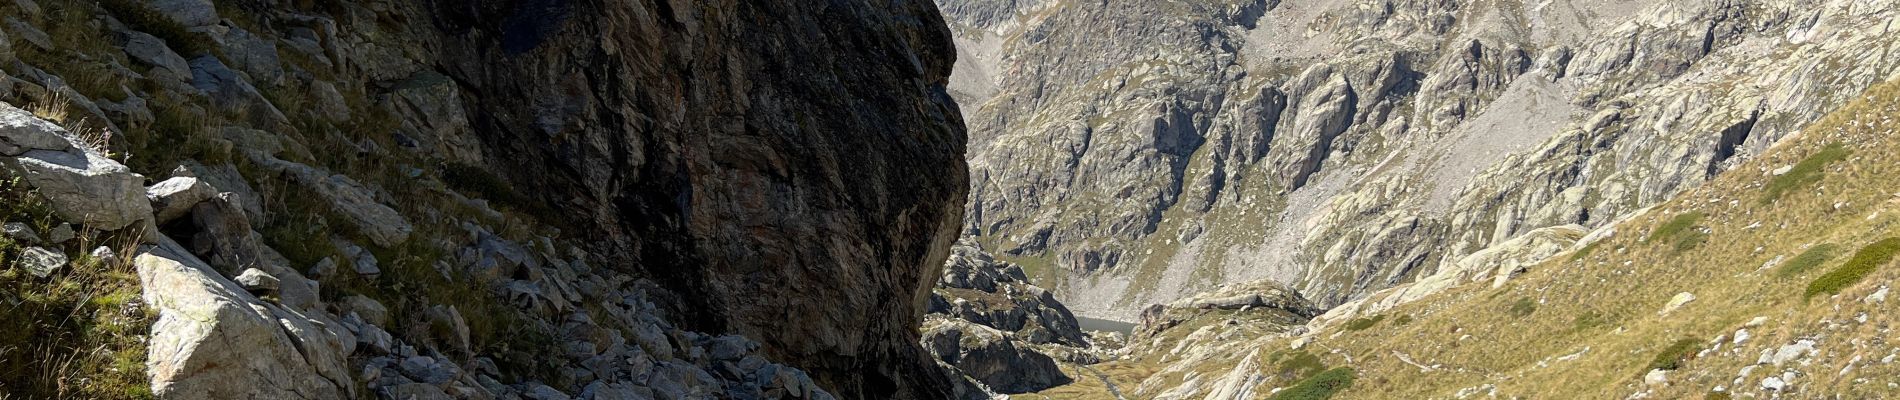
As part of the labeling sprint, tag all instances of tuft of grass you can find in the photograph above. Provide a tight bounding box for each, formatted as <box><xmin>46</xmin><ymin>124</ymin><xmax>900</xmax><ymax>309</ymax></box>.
<box><xmin>1647</xmin><ymin>211</ymin><xmax>1705</xmax><ymax>245</ymax></box>
<box><xmin>1</xmin><ymin>177</ymin><xmax>154</xmax><ymax>399</ymax></box>
<box><xmin>1273</xmin><ymin>350</ymin><xmax>1326</xmax><ymax>381</ymax></box>
<box><xmin>1268</xmin><ymin>367</ymin><xmax>1355</xmax><ymax>400</ymax></box>
<box><xmin>1392</xmin><ymin>314</ymin><xmax>1413</xmax><ymax>326</ymax></box>
<box><xmin>1571</xmin><ymin>310</ymin><xmax>1610</xmax><ymax>331</ymax></box>
<box><xmin>1671</xmin><ymin>230</ymin><xmax>1710</xmax><ymax>253</ymax></box>
<box><xmin>1647</xmin><ymin>338</ymin><xmax>1701</xmax><ymax>371</ymax></box>
<box><xmin>1570</xmin><ymin>240</ymin><xmax>1604</xmax><ymax>262</ymax></box>
<box><xmin>1508</xmin><ymin>297</ymin><xmax>1537</xmax><ymax>317</ymax></box>
<box><xmin>1344</xmin><ymin>315</ymin><xmax>1385</xmax><ymax>331</ymax></box>
<box><xmin>1804</xmin><ymin>237</ymin><xmax>1900</xmax><ymax>298</ymax></box>
<box><xmin>1761</xmin><ymin>143</ymin><xmax>1850</xmax><ymax>204</ymax></box>
<box><xmin>1776</xmin><ymin>244</ymin><xmax>1840</xmax><ymax>278</ymax></box>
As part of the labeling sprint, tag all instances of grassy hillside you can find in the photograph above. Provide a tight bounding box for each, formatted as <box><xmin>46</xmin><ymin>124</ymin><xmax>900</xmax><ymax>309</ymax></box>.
<box><xmin>1034</xmin><ymin>77</ymin><xmax>1900</xmax><ymax>399</ymax></box>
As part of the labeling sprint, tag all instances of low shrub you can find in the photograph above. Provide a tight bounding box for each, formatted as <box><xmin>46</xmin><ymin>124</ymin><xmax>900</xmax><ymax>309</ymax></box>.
<box><xmin>1776</xmin><ymin>244</ymin><xmax>1840</xmax><ymax>278</ymax></box>
<box><xmin>1762</xmin><ymin>143</ymin><xmax>1849</xmax><ymax>204</ymax></box>
<box><xmin>1273</xmin><ymin>350</ymin><xmax>1326</xmax><ymax>381</ymax></box>
<box><xmin>1268</xmin><ymin>367</ymin><xmax>1355</xmax><ymax>400</ymax></box>
<box><xmin>1805</xmin><ymin>237</ymin><xmax>1900</xmax><ymax>298</ymax></box>
<box><xmin>1508</xmin><ymin>297</ymin><xmax>1537</xmax><ymax>317</ymax></box>
<box><xmin>1647</xmin><ymin>211</ymin><xmax>1705</xmax><ymax>245</ymax></box>
<box><xmin>1648</xmin><ymin>338</ymin><xmax>1701</xmax><ymax>371</ymax></box>
<box><xmin>1344</xmin><ymin>315</ymin><xmax>1385</xmax><ymax>331</ymax></box>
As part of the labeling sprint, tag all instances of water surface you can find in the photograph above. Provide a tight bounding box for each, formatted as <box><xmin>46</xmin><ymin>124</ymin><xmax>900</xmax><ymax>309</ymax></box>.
<box><xmin>1075</xmin><ymin>316</ymin><xmax>1136</xmax><ymax>334</ymax></box>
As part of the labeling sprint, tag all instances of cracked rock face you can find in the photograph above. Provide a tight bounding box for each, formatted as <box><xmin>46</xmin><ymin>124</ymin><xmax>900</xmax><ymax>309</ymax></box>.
<box><xmin>424</xmin><ymin>1</ymin><xmax>970</xmax><ymax>398</ymax></box>
<box><xmin>940</xmin><ymin>0</ymin><xmax>1900</xmax><ymax>319</ymax></box>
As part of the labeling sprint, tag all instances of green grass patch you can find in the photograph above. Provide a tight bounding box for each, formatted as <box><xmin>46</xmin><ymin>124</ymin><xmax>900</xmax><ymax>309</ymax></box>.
<box><xmin>1508</xmin><ymin>297</ymin><xmax>1537</xmax><ymax>317</ymax></box>
<box><xmin>1647</xmin><ymin>211</ymin><xmax>1705</xmax><ymax>245</ymax></box>
<box><xmin>1570</xmin><ymin>240</ymin><xmax>1604</xmax><ymax>262</ymax></box>
<box><xmin>1343</xmin><ymin>315</ymin><xmax>1385</xmax><ymax>331</ymax></box>
<box><xmin>1272</xmin><ymin>350</ymin><xmax>1326</xmax><ymax>381</ymax></box>
<box><xmin>1</xmin><ymin>178</ymin><xmax>153</xmax><ymax>399</ymax></box>
<box><xmin>1392</xmin><ymin>314</ymin><xmax>1413</xmax><ymax>326</ymax></box>
<box><xmin>1776</xmin><ymin>244</ymin><xmax>1840</xmax><ymax>278</ymax></box>
<box><xmin>1761</xmin><ymin>143</ymin><xmax>1850</xmax><ymax>204</ymax></box>
<box><xmin>1571</xmin><ymin>310</ymin><xmax>1610</xmax><ymax>331</ymax></box>
<box><xmin>1268</xmin><ymin>367</ymin><xmax>1355</xmax><ymax>400</ymax></box>
<box><xmin>1671</xmin><ymin>230</ymin><xmax>1710</xmax><ymax>253</ymax></box>
<box><xmin>1805</xmin><ymin>237</ymin><xmax>1900</xmax><ymax>298</ymax></box>
<box><xmin>1647</xmin><ymin>338</ymin><xmax>1701</xmax><ymax>371</ymax></box>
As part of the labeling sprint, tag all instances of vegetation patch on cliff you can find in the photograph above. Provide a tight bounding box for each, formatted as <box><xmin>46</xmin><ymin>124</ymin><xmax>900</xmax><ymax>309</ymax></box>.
<box><xmin>0</xmin><ymin>177</ymin><xmax>153</xmax><ymax>399</ymax></box>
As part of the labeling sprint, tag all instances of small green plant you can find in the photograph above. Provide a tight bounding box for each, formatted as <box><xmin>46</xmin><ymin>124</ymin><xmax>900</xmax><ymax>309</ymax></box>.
<box><xmin>1647</xmin><ymin>211</ymin><xmax>1705</xmax><ymax>245</ymax></box>
<box><xmin>1648</xmin><ymin>338</ymin><xmax>1702</xmax><ymax>370</ymax></box>
<box><xmin>1343</xmin><ymin>315</ymin><xmax>1385</xmax><ymax>331</ymax></box>
<box><xmin>1762</xmin><ymin>143</ymin><xmax>1850</xmax><ymax>204</ymax></box>
<box><xmin>1776</xmin><ymin>244</ymin><xmax>1841</xmax><ymax>278</ymax></box>
<box><xmin>1805</xmin><ymin>237</ymin><xmax>1900</xmax><ymax>298</ymax></box>
<box><xmin>1570</xmin><ymin>240</ymin><xmax>1604</xmax><ymax>262</ymax></box>
<box><xmin>1672</xmin><ymin>230</ymin><xmax>1710</xmax><ymax>253</ymax></box>
<box><xmin>1508</xmin><ymin>297</ymin><xmax>1537</xmax><ymax>317</ymax></box>
<box><xmin>1268</xmin><ymin>367</ymin><xmax>1355</xmax><ymax>400</ymax></box>
<box><xmin>1392</xmin><ymin>314</ymin><xmax>1414</xmax><ymax>326</ymax></box>
<box><xmin>1571</xmin><ymin>310</ymin><xmax>1609</xmax><ymax>331</ymax></box>
<box><xmin>1273</xmin><ymin>351</ymin><xmax>1326</xmax><ymax>381</ymax></box>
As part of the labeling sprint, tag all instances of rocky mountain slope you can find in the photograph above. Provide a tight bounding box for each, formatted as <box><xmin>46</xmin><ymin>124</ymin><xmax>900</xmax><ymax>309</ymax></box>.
<box><xmin>0</xmin><ymin>0</ymin><xmax>968</xmax><ymax>399</ymax></box>
<box><xmin>942</xmin><ymin>0</ymin><xmax>1900</xmax><ymax>320</ymax></box>
<box><xmin>1044</xmin><ymin>77</ymin><xmax>1900</xmax><ymax>399</ymax></box>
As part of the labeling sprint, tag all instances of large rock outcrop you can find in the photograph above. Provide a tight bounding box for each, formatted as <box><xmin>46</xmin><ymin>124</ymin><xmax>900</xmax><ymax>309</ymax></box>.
<box><xmin>417</xmin><ymin>1</ymin><xmax>972</xmax><ymax>398</ymax></box>
<box><xmin>2</xmin><ymin>0</ymin><xmax>971</xmax><ymax>398</ymax></box>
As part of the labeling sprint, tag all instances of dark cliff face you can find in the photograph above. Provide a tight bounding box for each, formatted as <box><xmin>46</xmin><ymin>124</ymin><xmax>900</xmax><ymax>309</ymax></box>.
<box><xmin>424</xmin><ymin>1</ymin><xmax>968</xmax><ymax>398</ymax></box>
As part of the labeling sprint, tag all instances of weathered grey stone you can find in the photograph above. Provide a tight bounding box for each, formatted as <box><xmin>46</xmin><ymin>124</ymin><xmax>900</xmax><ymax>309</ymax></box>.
<box><xmin>188</xmin><ymin>194</ymin><xmax>322</xmax><ymax>311</ymax></box>
<box><xmin>427</xmin><ymin>305</ymin><xmax>471</xmax><ymax>354</ymax></box>
<box><xmin>45</xmin><ymin>222</ymin><xmax>71</xmax><ymax>243</ymax></box>
<box><xmin>188</xmin><ymin>56</ymin><xmax>287</xmax><ymax>127</ymax></box>
<box><xmin>255</xmin><ymin>156</ymin><xmax>412</xmax><ymax>247</ymax></box>
<box><xmin>343</xmin><ymin>294</ymin><xmax>389</xmax><ymax>326</ymax></box>
<box><xmin>310</xmin><ymin>81</ymin><xmax>351</xmax><ymax>122</ymax></box>
<box><xmin>3</xmin><ymin>222</ymin><xmax>39</xmax><ymax>244</ymax></box>
<box><xmin>307</xmin><ymin>256</ymin><xmax>338</xmax><ymax>279</ymax></box>
<box><xmin>143</xmin><ymin>0</ymin><xmax>219</xmax><ymax>27</ymax></box>
<box><xmin>146</xmin><ymin>176</ymin><xmax>216</xmax><ymax>223</ymax></box>
<box><xmin>214</xmin><ymin>27</ymin><xmax>282</xmax><ymax>84</ymax></box>
<box><xmin>385</xmin><ymin>383</ymin><xmax>453</xmax><ymax>400</ymax></box>
<box><xmin>5</xmin><ymin>144</ymin><xmax>151</xmax><ymax>233</ymax></box>
<box><xmin>19</xmin><ymin>246</ymin><xmax>64</xmax><ymax>277</ymax></box>
<box><xmin>119</xmin><ymin>31</ymin><xmax>193</xmax><ymax>80</ymax></box>
<box><xmin>232</xmin><ymin>268</ymin><xmax>278</xmax><ymax>293</ymax></box>
<box><xmin>0</xmin><ymin>102</ymin><xmax>73</xmax><ymax>156</ymax></box>
<box><xmin>4</xmin><ymin>17</ymin><xmax>49</xmax><ymax>50</ymax></box>
<box><xmin>88</xmin><ymin>246</ymin><xmax>118</xmax><ymax>266</ymax></box>
<box><xmin>336</xmin><ymin>240</ymin><xmax>381</xmax><ymax>276</ymax></box>
<box><xmin>137</xmin><ymin>236</ymin><xmax>353</xmax><ymax>399</ymax></box>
